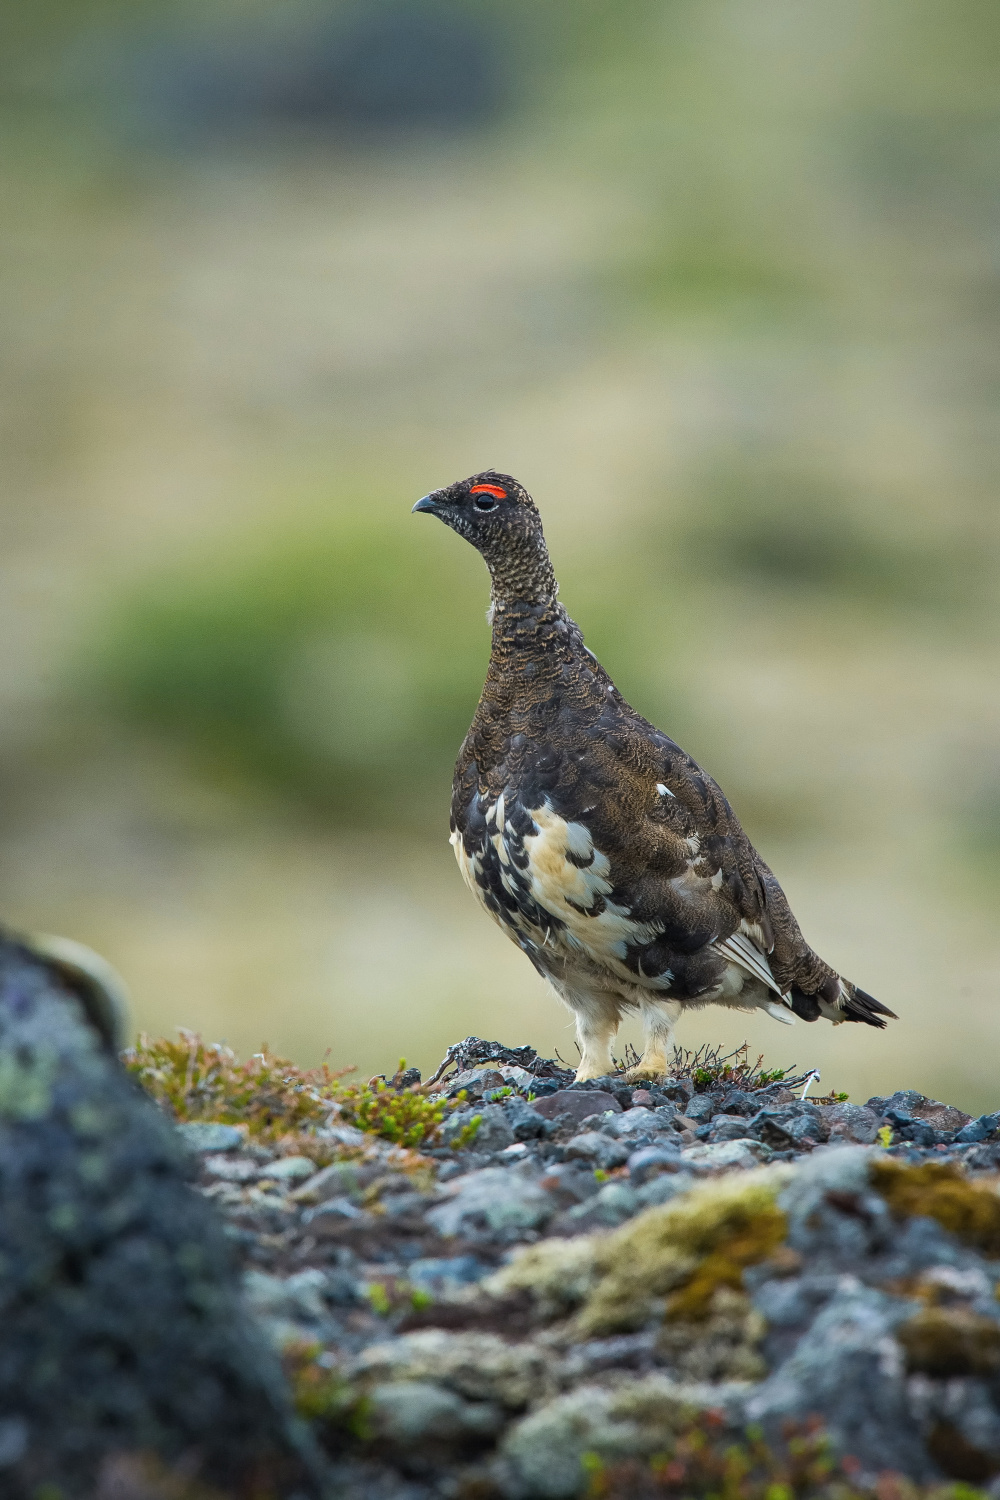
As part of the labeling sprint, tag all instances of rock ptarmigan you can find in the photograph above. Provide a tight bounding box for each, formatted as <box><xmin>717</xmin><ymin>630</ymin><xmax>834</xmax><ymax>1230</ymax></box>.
<box><xmin>413</xmin><ymin>471</ymin><xmax>896</xmax><ymax>1081</ymax></box>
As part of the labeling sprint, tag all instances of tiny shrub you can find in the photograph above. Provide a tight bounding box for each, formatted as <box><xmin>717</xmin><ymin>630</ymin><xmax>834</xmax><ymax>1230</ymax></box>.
<box><xmin>125</xmin><ymin>1031</ymin><xmax>476</xmax><ymax>1151</ymax></box>
<box><xmin>585</xmin><ymin>1413</ymin><xmax>987</xmax><ymax>1500</ymax></box>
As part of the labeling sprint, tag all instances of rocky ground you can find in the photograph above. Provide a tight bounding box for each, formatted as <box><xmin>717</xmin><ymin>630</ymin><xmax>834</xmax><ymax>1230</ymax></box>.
<box><xmin>170</xmin><ymin>1036</ymin><xmax>1000</xmax><ymax>1499</ymax></box>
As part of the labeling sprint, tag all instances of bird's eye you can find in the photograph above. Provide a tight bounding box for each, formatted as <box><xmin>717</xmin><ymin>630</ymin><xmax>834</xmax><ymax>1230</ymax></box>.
<box><xmin>473</xmin><ymin>495</ymin><xmax>497</xmax><ymax>512</ymax></box>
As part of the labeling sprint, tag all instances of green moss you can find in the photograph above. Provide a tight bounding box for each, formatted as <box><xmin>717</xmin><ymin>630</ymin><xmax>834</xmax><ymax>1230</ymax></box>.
<box><xmin>579</xmin><ymin>1171</ymin><xmax>789</xmax><ymax>1336</ymax></box>
<box><xmin>870</xmin><ymin>1161</ymin><xmax>1000</xmax><ymax>1255</ymax></box>
<box><xmin>125</xmin><ymin>1031</ymin><xmax>473</xmax><ymax>1153</ymax></box>
<box><xmin>336</xmin><ymin>1077</ymin><xmax>475</xmax><ymax>1150</ymax></box>
<box><xmin>898</xmin><ymin>1307</ymin><xmax>1000</xmax><ymax>1378</ymax></box>
<box><xmin>485</xmin><ymin>1236</ymin><xmax>601</xmax><ymax>1322</ymax></box>
<box><xmin>123</xmin><ymin>1030</ymin><xmax>346</xmax><ymax>1152</ymax></box>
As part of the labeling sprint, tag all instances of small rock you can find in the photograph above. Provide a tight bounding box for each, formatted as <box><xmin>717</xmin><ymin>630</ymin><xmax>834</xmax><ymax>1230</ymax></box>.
<box><xmin>244</xmin><ymin>1268</ymin><xmax>329</xmax><ymax>1326</ymax></box>
<box><xmin>956</xmin><ymin>1113</ymin><xmax>1000</xmax><ymax>1145</ymax></box>
<box><xmin>202</xmin><ymin>1153</ymin><xmax>258</xmax><ymax>1182</ymax></box>
<box><xmin>682</xmin><ymin>1095</ymin><xmax>715</xmax><ymax>1124</ymax></box>
<box><xmin>257</xmin><ymin>1155</ymin><xmax>318</xmax><ymax>1182</ymax></box>
<box><xmin>291</xmin><ymin>1159</ymin><xmax>364</xmax><ymax>1203</ymax></box>
<box><xmin>821</xmin><ymin>1103</ymin><xmax>882</xmax><ymax>1145</ymax></box>
<box><xmin>501</xmin><ymin>1098</ymin><xmax>550</xmax><ymax>1141</ymax></box>
<box><xmin>627</xmin><ymin>1145</ymin><xmax>683</xmax><ymax>1184</ymax></box>
<box><xmin>567</xmin><ymin>1181</ymin><xmax>639</xmax><ymax>1227</ymax></box>
<box><xmin>681</xmin><ymin>1140</ymin><xmax>766</xmax><ymax>1171</ymax></box>
<box><xmin>407</xmin><ymin>1256</ymin><xmax>488</xmax><ymax>1291</ymax></box>
<box><xmin>603</xmin><ymin>1107</ymin><xmax>661</xmax><ymax>1139</ymax></box>
<box><xmin>563</xmin><ymin>1132</ymin><xmax>630</xmax><ymax>1172</ymax></box>
<box><xmin>705</xmin><ymin>1114</ymin><xmax>757</xmax><ymax>1144</ymax></box>
<box><xmin>635</xmin><ymin>1173</ymin><xmax>695</xmax><ymax>1208</ymax></box>
<box><xmin>440</xmin><ymin>1103</ymin><xmax>516</xmax><ymax>1154</ymax></box>
<box><xmin>302</xmin><ymin>1196</ymin><xmax>369</xmax><ymax>1226</ymax></box>
<box><xmin>367</xmin><ymin>1380</ymin><xmax>502</xmax><ymax>1447</ymax></box>
<box><xmin>176</xmin><ymin>1122</ymin><xmax>244</xmax><ymax>1153</ymax></box>
<box><xmin>537</xmin><ymin>1163</ymin><xmax>602</xmax><ymax>1208</ymax></box>
<box><xmin>355</xmin><ymin>1329</ymin><xmax>548</xmax><ymax>1410</ymax></box>
<box><xmin>532</xmin><ymin>1090</ymin><xmax>622</xmax><ymax>1123</ymax></box>
<box><xmin>719</xmin><ymin>1089</ymin><xmax>756</xmax><ymax>1117</ymax></box>
<box><xmin>499</xmin><ymin>1376</ymin><xmax>741</xmax><ymax>1498</ymax></box>
<box><xmin>318</xmin><ymin>1122</ymin><xmax>368</xmax><ymax>1149</ymax></box>
<box><xmin>427</xmin><ymin>1167</ymin><xmax>554</xmax><ymax>1237</ymax></box>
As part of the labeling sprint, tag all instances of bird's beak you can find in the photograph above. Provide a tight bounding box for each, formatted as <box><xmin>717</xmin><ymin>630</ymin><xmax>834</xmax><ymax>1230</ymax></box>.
<box><xmin>412</xmin><ymin>493</ymin><xmax>439</xmax><ymax>514</ymax></box>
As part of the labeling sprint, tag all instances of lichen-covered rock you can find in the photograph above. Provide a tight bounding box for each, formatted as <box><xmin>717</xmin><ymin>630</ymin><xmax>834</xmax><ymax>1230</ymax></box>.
<box><xmin>113</xmin><ymin>1027</ymin><xmax>1000</xmax><ymax>1497</ymax></box>
<box><xmin>576</xmin><ymin>1166</ymin><xmax>791</xmax><ymax>1336</ymax></box>
<box><xmin>366</xmin><ymin>1379</ymin><xmax>503</xmax><ymax>1450</ymax></box>
<box><xmin>353</xmin><ymin>1329</ymin><xmax>549</xmax><ymax>1409</ymax></box>
<box><xmin>427</xmin><ymin>1164</ymin><xmax>554</xmax><ymax>1237</ymax></box>
<box><xmin>0</xmin><ymin>936</ymin><xmax>323</xmax><ymax>1499</ymax></box>
<box><xmin>744</xmin><ymin>1281</ymin><xmax>928</xmax><ymax>1477</ymax></box>
<box><xmin>498</xmin><ymin>1375</ymin><xmax>744</xmax><ymax>1498</ymax></box>
<box><xmin>483</xmin><ymin>1235</ymin><xmax>600</xmax><ymax>1320</ymax></box>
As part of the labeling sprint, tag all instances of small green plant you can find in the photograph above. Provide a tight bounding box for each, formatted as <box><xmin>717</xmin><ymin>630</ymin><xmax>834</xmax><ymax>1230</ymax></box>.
<box><xmin>126</xmin><ymin>1031</ymin><xmax>477</xmax><ymax>1152</ymax></box>
<box><xmin>878</xmin><ymin>1125</ymin><xmax>894</xmax><ymax>1147</ymax></box>
<box><xmin>659</xmin><ymin>1042</ymin><xmax>809</xmax><ymax>1095</ymax></box>
<box><xmin>449</xmin><ymin>1113</ymin><xmax>484</xmax><ymax>1149</ymax></box>
<box><xmin>584</xmin><ymin>1413</ymin><xmax>989</xmax><ymax>1500</ymax></box>
<box><xmin>123</xmin><ymin>1030</ymin><xmax>350</xmax><ymax>1151</ymax></box>
<box><xmin>283</xmin><ymin>1342</ymin><xmax>364</xmax><ymax>1437</ymax></box>
<box><xmin>336</xmin><ymin>1076</ymin><xmax>457</xmax><ymax>1148</ymax></box>
<box><xmin>366</xmin><ymin>1282</ymin><xmax>392</xmax><ymax>1317</ymax></box>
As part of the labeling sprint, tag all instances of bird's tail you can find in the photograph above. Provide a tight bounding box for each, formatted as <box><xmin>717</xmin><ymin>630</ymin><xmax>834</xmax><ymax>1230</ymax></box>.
<box><xmin>840</xmin><ymin>983</ymin><xmax>898</xmax><ymax>1028</ymax></box>
<box><xmin>789</xmin><ymin>978</ymin><xmax>897</xmax><ymax>1029</ymax></box>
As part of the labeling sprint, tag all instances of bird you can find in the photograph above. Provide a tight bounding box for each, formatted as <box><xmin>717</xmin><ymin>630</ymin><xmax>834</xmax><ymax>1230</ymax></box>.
<box><xmin>412</xmin><ymin>471</ymin><xmax>897</xmax><ymax>1082</ymax></box>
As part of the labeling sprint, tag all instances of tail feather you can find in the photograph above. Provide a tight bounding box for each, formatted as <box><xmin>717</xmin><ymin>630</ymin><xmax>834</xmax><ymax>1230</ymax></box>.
<box><xmin>840</xmin><ymin>984</ymin><xmax>898</xmax><ymax>1029</ymax></box>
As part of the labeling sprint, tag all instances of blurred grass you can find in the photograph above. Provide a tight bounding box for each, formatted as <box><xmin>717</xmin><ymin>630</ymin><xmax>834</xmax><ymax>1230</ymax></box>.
<box><xmin>89</xmin><ymin>512</ymin><xmax>490</xmax><ymax>829</ymax></box>
<box><xmin>0</xmin><ymin>0</ymin><xmax>997</xmax><ymax>1105</ymax></box>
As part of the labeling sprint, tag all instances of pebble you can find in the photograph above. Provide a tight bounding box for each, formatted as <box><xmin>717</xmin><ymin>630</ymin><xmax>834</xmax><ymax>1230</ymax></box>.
<box><xmin>176</xmin><ymin>1121</ymin><xmax>244</xmax><ymax>1153</ymax></box>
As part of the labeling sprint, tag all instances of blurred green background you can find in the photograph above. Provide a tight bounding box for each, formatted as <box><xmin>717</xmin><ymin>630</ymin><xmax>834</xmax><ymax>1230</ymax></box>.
<box><xmin>1</xmin><ymin>0</ymin><xmax>997</xmax><ymax>1107</ymax></box>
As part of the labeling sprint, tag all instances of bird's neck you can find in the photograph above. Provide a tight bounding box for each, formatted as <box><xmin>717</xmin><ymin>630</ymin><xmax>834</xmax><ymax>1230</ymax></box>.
<box><xmin>486</xmin><ymin>541</ymin><xmax>567</xmax><ymax>650</ymax></box>
<box><xmin>484</xmin><ymin>534</ymin><xmax>558</xmax><ymax>615</ymax></box>
<box><xmin>487</xmin><ymin>571</ymin><xmax>585</xmax><ymax>672</ymax></box>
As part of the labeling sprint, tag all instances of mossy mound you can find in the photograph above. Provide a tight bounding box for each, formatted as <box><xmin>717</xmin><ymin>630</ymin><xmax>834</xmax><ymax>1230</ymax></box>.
<box><xmin>870</xmin><ymin>1160</ymin><xmax>1000</xmax><ymax>1255</ymax></box>
<box><xmin>579</xmin><ymin>1169</ymin><xmax>790</xmax><ymax>1336</ymax></box>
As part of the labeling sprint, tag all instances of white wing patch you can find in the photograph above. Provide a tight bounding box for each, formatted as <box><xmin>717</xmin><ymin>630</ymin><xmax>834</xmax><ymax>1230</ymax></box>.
<box><xmin>520</xmin><ymin>804</ymin><xmax>662</xmax><ymax>971</ymax></box>
<box><xmin>714</xmin><ymin>931</ymin><xmax>785</xmax><ymax>999</ymax></box>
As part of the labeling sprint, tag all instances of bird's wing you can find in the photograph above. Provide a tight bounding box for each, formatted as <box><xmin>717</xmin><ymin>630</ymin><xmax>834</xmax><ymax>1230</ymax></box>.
<box><xmin>714</xmin><ymin>930</ymin><xmax>785</xmax><ymax>997</ymax></box>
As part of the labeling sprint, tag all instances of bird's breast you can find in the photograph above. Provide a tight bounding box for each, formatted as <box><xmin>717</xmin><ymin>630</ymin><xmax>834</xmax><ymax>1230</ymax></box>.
<box><xmin>451</xmin><ymin>789</ymin><xmax>665</xmax><ymax>983</ymax></box>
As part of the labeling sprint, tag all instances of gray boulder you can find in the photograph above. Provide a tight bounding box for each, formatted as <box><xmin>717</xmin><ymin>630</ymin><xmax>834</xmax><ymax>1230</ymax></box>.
<box><xmin>0</xmin><ymin>936</ymin><xmax>324</xmax><ymax>1499</ymax></box>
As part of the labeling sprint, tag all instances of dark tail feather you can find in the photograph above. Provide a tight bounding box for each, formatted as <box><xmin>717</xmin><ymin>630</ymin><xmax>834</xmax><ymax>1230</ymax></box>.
<box><xmin>788</xmin><ymin>985</ymin><xmax>821</xmax><ymax>1022</ymax></box>
<box><xmin>842</xmin><ymin>984</ymin><xmax>898</xmax><ymax>1028</ymax></box>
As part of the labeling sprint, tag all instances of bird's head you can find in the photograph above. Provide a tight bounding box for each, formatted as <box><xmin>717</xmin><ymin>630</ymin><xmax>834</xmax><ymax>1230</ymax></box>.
<box><xmin>412</xmin><ymin>470</ymin><xmax>556</xmax><ymax>605</ymax></box>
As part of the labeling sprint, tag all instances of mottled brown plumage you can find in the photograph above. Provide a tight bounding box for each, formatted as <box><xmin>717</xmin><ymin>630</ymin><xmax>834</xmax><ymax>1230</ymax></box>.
<box><xmin>413</xmin><ymin>471</ymin><xmax>896</xmax><ymax>1080</ymax></box>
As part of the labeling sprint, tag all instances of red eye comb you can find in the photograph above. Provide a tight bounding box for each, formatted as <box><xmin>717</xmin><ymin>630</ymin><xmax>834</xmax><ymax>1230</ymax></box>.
<box><xmin>469</xmin><ymin>483</ymin><xmax>507</xmax><ymax>500</ymax></box>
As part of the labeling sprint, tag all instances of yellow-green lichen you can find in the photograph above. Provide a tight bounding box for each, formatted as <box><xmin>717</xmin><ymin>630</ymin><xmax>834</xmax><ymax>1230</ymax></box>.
<box><xmin>870</xmin><ymin>1161</ymin><xmax>1000</xmax><ymax>1256</ymax></box>
<box><xmin>578</xmin><ymin>1169</ymin><xmax>790</xmax><ymax>1337</ymax></box>
<box><xmin>484</xmin><ymin>1235</ymin><xmax>601</xmax><ymax>1322</ymax></box>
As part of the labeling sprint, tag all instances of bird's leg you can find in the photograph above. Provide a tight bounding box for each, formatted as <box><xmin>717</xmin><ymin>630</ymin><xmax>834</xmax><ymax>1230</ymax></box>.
<box><xmin>567</xmin><ymin>990</ymin><xmax>620</xmax><ymax>1083</ymax></box>
<box><xmin>626</xmin><ymin>998</ymin><xmax>682</xmax><ymax>1082</ymax></box>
